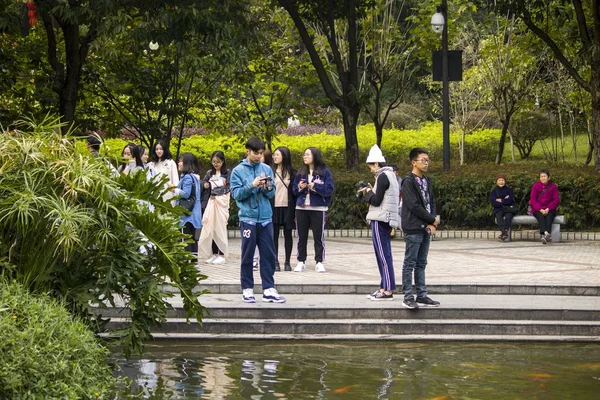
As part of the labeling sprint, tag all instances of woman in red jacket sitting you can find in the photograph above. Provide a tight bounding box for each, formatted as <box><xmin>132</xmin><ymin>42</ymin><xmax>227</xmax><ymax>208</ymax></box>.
<box><xmin>530</xmin><ymin>169</ymin><xmax>560</xmax><ymax>244</ymax></box>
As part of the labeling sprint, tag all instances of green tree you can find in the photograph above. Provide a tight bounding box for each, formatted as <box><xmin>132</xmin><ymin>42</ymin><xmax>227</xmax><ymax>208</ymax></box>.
<box><xmin>509</xmin><ymin>110</ymin><xmax>553</xmax><ymax>159</ymax></box>
<box><xmin>0</xmin><ymin>116</ymin><xmax>206</xmax><ymax>358</ymax></box>
<box><xmin>0</xmin><ymin>0</ymin><xmax>249</xmax><ymax>138</ymax></box>
<box><xmin>470</xmin><ymin>17</ymin><xmax>539</xmax><ymax>164</ymax></box>
<box><xmin>509</xmin><ymin>0</ymin><xmax>600</xmax><ymax>171</ymax></box>
<box><xmin>362</xmin><ymin>0</ymin><xmax>417</xmax><ymax>148</ymax></box>
<box><xmin>207</xmin><ymin>5</ymin><xmax>314</xmax><ymax>150</ymax></box>
<box><xmin>276</xmin><ymin>0</ymin><xmax>377</xmax><ymax>170</ymax></box>
<box><xmin>86</xmin><ymin>0</ymin><xmax>250</xmax><ymax>156</ymax></box>
<box><xmin>0</xmin><ymin>2</ymin><xmax>57</xmax><ymax>127</ymax></box>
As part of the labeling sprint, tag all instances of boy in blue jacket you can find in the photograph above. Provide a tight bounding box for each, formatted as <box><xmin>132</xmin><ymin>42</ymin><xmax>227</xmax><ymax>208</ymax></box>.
<box><xmin>230</xmin><ymin>137</ymin><xmax>286</xmax><ymax>304</ymax></box>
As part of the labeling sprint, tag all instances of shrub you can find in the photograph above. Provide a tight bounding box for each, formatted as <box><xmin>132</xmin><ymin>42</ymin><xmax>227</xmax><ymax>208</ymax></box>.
<box><xmin>0</xmin><ymin>279</ymin><xmax>126</xmax><ymax>399</ymax></box>
<box><xmin>433</xmin><ymin>163</ymin><xmax>600</xmax><ymax>230</ymax></box>
<box><xmin>227</xmin><ymin>163</ymin><xmax>600</xmax><ymax>231</ymax></box>
<box><xmin>461</xmin><ymin>129</ymin><xmax>501</xmax><ymax>164</ymax></box>
<box><xmin>383</xmin><ymin>103</ymin><xmax>427</xmax><ymax>130</ymax></box>
<box><xmin>461</xmin><ymin>109</ymin><xmax>502</xmax><ymax>131</ymax></box>
<box><xmin>96</xmin><ymin>126</ymin><xmax>600</xmax><ymax>231</ymax></box>
<box><xmin>0</xmin><ymin>116</ymin><xmax>206</xmax><ymax>358</ymax></box>
<box><xmin>510</xmin><ymin>110</ymin><xmax>553</xmax><ymax>159</ymax></box>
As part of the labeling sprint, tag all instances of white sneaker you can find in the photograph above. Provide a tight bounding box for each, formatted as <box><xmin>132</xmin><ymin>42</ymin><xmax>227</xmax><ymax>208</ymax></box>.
<box><xmin>252</xmin><ymin>261</ymin><xmax>259</xmax><ymax>271</ymax></box>
<box><xmin>315</xmin><ymin>262</ymin><xmax>326</xmax><ymax>273</ymax></box>
<box><xmin>212</xmin><ymin>256</ymin><xmax>226</xmax><ymax>265</ymax></box>
<box><xmin>205</xmin><ymin>255</ymin><xmax>217</xmax><ymax>264</ymax></box>
<box><xmin>262</xmin><ymin>288</ymin><xmax>286</xmax><ymax>303</ymax></box>
<box><xmin>242</xmin><ymin>288</ymin><xmax>255</xmax><ymax>303</ymax></box>
<box><xmin>293</xmin><ymin>261</ymin><xmax>305</xmax><ymax>272</ymax></box>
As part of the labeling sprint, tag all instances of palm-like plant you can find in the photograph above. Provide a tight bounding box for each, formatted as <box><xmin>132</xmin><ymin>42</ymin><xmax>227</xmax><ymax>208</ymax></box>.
<box><xmin>0</xmin><ymin>115</ymin><xmax>206</xmax><ymax>357</ymax></box>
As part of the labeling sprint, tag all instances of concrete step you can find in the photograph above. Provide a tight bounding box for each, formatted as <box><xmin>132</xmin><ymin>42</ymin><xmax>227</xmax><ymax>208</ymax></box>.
<box><xmin>141</xmin><ymin>333</ymin><xmax>600</xmax><ymax>342</ymax></box>
<box><xmin>106</xmin><ymin>317</ymin><xmax>600</xmax><ymax>337</ymax></box>
<box><xmin>99</xmin><ymin>294</ymin><xmax>600</xmax><ymax>321</ymax></box>
<box><xmin>183</xmin><ymin>283</ymin><xmax>600</xmax><ymax>296</ymax></box>
<box><xmin>100</xmin><ymin>294</ymin><xmax>600</xmax><ymax>340</ymax></box>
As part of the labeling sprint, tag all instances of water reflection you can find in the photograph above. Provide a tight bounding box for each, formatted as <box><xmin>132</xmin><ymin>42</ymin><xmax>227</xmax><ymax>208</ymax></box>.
<box><xmin>115</xmin><ymin>342</ymin><xmax>600</xmax><ymax>399</ymax></box>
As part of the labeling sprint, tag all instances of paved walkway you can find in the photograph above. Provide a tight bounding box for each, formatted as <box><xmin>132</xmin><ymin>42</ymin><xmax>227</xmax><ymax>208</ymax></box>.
<box><xmin>199</xmin><ymin>233</ymin><xmax>600</xmax><ymax>288</ymax></box>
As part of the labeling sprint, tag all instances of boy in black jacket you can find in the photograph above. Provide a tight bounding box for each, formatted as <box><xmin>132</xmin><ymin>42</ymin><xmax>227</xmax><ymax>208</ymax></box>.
<box><xmin>400</xmin><ymin>148</ymin><xmax>440</xmax><ymax>309</ymax></box>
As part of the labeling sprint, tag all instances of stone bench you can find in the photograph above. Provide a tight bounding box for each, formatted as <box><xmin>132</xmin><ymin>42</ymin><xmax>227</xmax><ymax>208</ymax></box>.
<box><xmin>509</xmin><ymin>215</ymin><xmax>567</xmax><ymax>243</ymax></box>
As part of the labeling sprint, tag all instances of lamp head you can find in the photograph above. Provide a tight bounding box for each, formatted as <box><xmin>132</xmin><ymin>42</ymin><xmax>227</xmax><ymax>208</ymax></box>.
<box><xmin>431</xmin><ymin>12</ymin><xmax>445</xmax><ymax>34</ymax></box>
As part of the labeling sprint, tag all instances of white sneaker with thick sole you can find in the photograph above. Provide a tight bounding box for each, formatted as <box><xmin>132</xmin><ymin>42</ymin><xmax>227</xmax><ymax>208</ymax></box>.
<box><xmin>242</xmin><ymin>288</ymin><xmax>256</xmax><ymax>303</ymax></box>
<box><xmin>293</xmin><ymin>261</ymin><xmax>305</xmax><ymax>272</ymax></box>
<box><xmin>315</xmin><ymin>262</ymin><xmax>326</xmax><ymax>273</ymax></box>
<box><xmin>205</xmin><ymin>255</ymin><xmax>217</xmax><ymax>264</ymax></box>
<box><xmin>212</xmin><ymin>256</ymin><xmax>226</xmax><ymax>265</ymax></box>
<box><xmin>262</xmin><ymin>288</ymin><xmax>286</xmax><ymax>303</ymax></box>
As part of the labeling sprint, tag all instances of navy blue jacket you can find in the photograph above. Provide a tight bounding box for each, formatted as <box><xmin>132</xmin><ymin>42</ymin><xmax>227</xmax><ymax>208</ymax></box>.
<box><xmin>292</xmin><ymin>168</ymin><xmax>334</xmax><ymax>208</ymax></box>
<box><xmin>490</xmin><ymin>185</ymin><xmax>515</xmax><ymax>214</ymax></box>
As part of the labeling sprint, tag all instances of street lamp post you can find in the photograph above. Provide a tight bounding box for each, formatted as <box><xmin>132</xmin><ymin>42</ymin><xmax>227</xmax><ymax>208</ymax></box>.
<box><xmin>431</xmin><ymin>1</ymin><xmax>450</xmax><ymax>171</ymax></box>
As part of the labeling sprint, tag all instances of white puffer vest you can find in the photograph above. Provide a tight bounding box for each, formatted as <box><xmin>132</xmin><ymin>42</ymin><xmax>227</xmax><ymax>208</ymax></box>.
<box><xmin>366</xmin><ymin>168</ymin><xmax>400</xmax><ymax>228</ymax></box>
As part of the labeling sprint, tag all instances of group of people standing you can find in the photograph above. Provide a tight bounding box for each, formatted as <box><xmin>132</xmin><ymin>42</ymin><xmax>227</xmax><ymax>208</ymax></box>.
<box><xmin>234</xmin><ymin>139</ymin><xmax>440</xmax><ymax>309</ymax></box>
<box><xmin>490</xmin><ymin>169</ymin><xmax>560</xmax><ymax>244</ymax></box>
<box><xmin>96</xmin><ymin>135</ymin><xmax>337</xmax><ymax>304</ymax></box>
<box><xmin>90</xmin><ymin>134</ymin><xmax>441</xmax><ymax>308</ymax></box>
<box><xmin>359</xmin><ymin>146</ymin><xmax>441</xmax><ymax>310</ymax></box>
<box><xmin>92</xmin><ymin>134</ymin><xmax>560</xmax><ymax>310</ymax></box>
<box><xmin>230</xmin><ymin>137</ymin><xmax>335</xmax><ymax>303</ymax></box>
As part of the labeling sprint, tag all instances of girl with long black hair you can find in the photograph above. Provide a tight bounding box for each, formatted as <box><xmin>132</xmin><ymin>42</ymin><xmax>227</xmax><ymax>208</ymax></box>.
<box><xmin>148</xmin><ymin>140</ymin><xmax>179</xmax><ymax>202</ymax></box>
<box><xmin>173</xmin><ymin>153</ymin><xmax>202</xmax><ymax>255</ymax></box>
<box><xmin>272</xmin><ymin>146</ymin><xmax>296</xmax><ymax>271</ymax></box>
<box><xmin>292</xmin><ymin>147</ymin><xmax>334</xmax><ymax>273</ymax></box>
<box><xmin>199</xmin><ymin>150</ymin><xmax>231</xmax><ymax>264</ymax></box>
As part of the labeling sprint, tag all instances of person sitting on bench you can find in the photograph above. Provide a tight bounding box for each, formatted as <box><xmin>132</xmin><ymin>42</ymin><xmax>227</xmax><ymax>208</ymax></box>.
<box><xmin>490</xmin><ymin>174</ymin><xmax>516</xmax><ymax>242</ymax></box>
<box><xmin>529</xmin><ymin>169</ymin><xmax>560</xmax><ymax>244</ymax></box>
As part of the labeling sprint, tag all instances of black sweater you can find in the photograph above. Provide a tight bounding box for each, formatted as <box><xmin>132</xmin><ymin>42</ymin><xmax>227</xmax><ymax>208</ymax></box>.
<box><xmin>400</xmin><ymin>172</ymin><xmax>437</xmax><ymax>234</ymax></box>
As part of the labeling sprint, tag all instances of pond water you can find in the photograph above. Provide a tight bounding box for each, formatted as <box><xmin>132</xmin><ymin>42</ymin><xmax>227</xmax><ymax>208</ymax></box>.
<box><xmin>115</xmin><ymin>341</ymin><xmax>600</xmax><ymax>399</ymax></box>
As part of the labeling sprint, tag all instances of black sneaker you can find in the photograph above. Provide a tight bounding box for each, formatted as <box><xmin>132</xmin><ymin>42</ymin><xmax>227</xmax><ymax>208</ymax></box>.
<box><xmin>370</xmin><ymin>291</ymin><xmax>393</xmax><ymax>301</ymax></box>
<box><xmin>284</xmin><ymin>262</ymin><xmax>292</xmax><ymax>271</ymax></box>
<box><xmin>416</xmin><ymin>296</ymin><xmax>440</xmax><ymax>307</ymax></box>
<box><xmin>402</xmin><ymin>298</ymin><xmax>419</xmax><ymax>309</ymax></box>
<box><xmin>274</xmin><ymin>262</ymin><xmax>281</xmax><ymax>272</ymax></box>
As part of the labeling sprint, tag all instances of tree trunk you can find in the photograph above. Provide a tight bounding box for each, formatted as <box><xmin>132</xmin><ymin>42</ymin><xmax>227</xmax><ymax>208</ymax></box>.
<box><xmin>59</xmin><ymin>23</ymin><xmax>84</xmax><ymax>134</ymax></box>
<box><xmin>592</xmin><ymin>72</ymin><xmax>600</xmax><ymax>172</ymax></box>
<box><xmin>374</xmin><ymin>121</ymin><xmax>383</xmax><ymax>148</ymax></box>
<box><xmin>593</xmin><ymin>98</ymin><xmax>600</xmax><ymax>171</ymax></box>
<box><xmin>43</xmin><ymin>15</ymin><xmax>95</xmax><ymax>135</ymax></box>
<box><xmin>509</xmin><ymin>133</ymin><xmax>515</xmax><ymax>163</ymax></box>
<box><xmin>460</xmin><ymin>129</ymin><xmax>465</xmax><ymax>165</ymax></box>
<box><xmin>341</xmin><ymin>107</ymin><xmax>360</xmax><ymax>170</ymax></box>
<box><xmin>495</xmin><ymin>118</ymin><xmax>511</xmax><ymax>164</ymax></box>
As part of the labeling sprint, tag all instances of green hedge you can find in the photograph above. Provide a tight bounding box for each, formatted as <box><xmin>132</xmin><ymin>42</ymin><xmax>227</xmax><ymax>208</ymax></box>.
<box><xmin>227</xmin><ymin>164</ymin><xmax>600</xmax><ymax>231</ymax></box>
<box><xmin>432</xmin><ymin>163</ymin><xmax>600</xmax><ymax>230</ymax></box>
<box><xmin>0</xmin><ymin>279</ymin><xmax>127</xmax><ymax>399</ymax></box>
<box><xmin>101</xmin><ymin>122</ymin><xmax>501</xmax><ymax>169</ymax></box>
<box><xmin>100</xmin><ymin>130</ymin><xmax>600</xmax><ymax>231</ymax></box>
